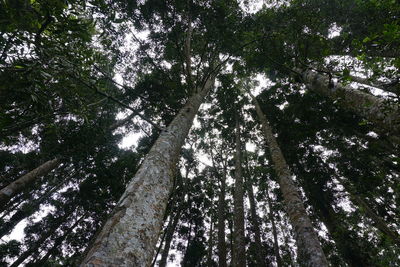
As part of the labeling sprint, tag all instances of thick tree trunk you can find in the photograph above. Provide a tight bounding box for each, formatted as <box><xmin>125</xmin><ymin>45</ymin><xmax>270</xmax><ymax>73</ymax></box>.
<box><xmin>251</xmin><ymin>94</ymin><xmax>328</xmax><ymax>267</ymax></box>
<box><xmin>80</xmin><ymin>79</ymin><xmax>214</xmax><ymax>266</ymax></box>
<box><xmin>217</xmin><ymin>166</ymin><xmax>227</xmax><ymax>267</ymax></box>
<box><xmin>232</xmin><ymin>117</ymin><xmax>246</xmax><ymax>267</ymax></box>
<box><xmin>265</xmin><ymin>188</ymin><xmax>282</xmax><ymax>267</ymax></box>
<box><xmin>158</xmin><ymin>209</ymin><xmax>182</xmax><ymax>267</ymax></box>
<box><xmin>246</xmin><ymin>177</ymin><xmax>265</xmax><ymax>267</ymax></box>
<box><xmin>0</xmin><ymin>158</ymin><xmax>60</xmax><ymax>208</ymax></box>
<box><xmin>298</xmin><ymin>68</ymin><xmax>400</xmax><ymax>143</ymax></box>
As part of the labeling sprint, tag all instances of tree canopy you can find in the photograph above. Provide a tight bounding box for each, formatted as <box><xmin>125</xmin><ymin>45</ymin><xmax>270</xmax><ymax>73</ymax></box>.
<box><xmin>0</xmin><ymin>0</ymin><xmax>399</xmax><ymax>266</ymax></box>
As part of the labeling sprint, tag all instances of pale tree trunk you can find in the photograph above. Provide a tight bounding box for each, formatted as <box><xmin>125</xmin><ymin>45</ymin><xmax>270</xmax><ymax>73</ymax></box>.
<box><xmin>158</xmin><ymin>209</ymin><xmax>182</xmax><ymax>267</ymax></box>
<box><xmin>0</xmin><ymin>158</ymin><xmax>61</xmax><ymax>208</ymax></box>
<box><xmin>245</xmin><ymin>177</ymin><xmax>265</xmax><ymax>267</ymax></box>
<box><xmin>232</xmin><ymin>116</ymin><xmax>246</xmax><ymax>267</ymax></box>
<box><xmin>251</xmin><ymin>94</ymin><xmax>329</xmax><ymax>267</ymax></box>
<box><xmin>298</xmin><ymin>68</ymin><xmax>400</xmax><ymax>143</ymax></box>
<box><xmin>80</xmin><ymin>78</ymin><xmax>214</xmax><ymax>266</ymax></box>
<box><xmin>265</xmin><ymin>185</ymin><xmax>282</xmax><ymax>267</ymax></box>
<box><xmin>217</xmin><ymin>166</ymin><xmax>227</xmax><ymax>267</ymax></box>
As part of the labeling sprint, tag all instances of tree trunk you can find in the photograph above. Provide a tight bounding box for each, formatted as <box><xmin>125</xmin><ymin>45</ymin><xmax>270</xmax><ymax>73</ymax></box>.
<box><xmin>0</xmin><ymin>158</ymin><xmax>60</xmax><ymax>208</ymax></box>
<box><xmin>10</xmin><ymin>209</ymin><xmax>74</xmax><ymax>267</ymax></box>
<box><xmin>265</xmin><ymin>188</ymin><xmax>282</xmax><ymax>267</ymax></box>
<box><xmin>298</xmin><ymin>68</ymin><xmax>400</xmax><ymax>143</ymax></box>
<box><xmin>158</xmin><ymin>209</ymin><xmax>182</xmax><ymax>267</ymax></box>
<box><xmin>232</xmin><ymin>116</ymin><xmax>246</xmax><ymax>267</ymax></box>
<box><xmin>207</xmin><ymin>219</ymin><xmax>214</xmax><ymax>267</ymax></box>
<box><xmin>217</xmin><ymin>165</ymin><xmax>227</xmax><ymax>267</ymax></box>
<box><xmin>251</xmin><ymin>94</ymin><xmax>329</xmax><ymax>267</ymax></box>
<box><xmin>245</xmin><ymin>177</ymin><xmax>265</xmax><ymax>267</ymax></box>
<box><xmin>80</xmin><ymin>78</ymin><xmax>214</xmax><ymax>266</ymax></box>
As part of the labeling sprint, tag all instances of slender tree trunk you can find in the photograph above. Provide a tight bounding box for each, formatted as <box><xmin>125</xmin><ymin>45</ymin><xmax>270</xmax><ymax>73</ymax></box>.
<box><xmin>251</xmin><ymin>94</ymin><xmax>328</xmax><ymax>267</ymax></box>
<box><xmin>0</xmin><ymin>158</ymin><xmax>60</xmax><ymax>208</ymax></box>
<box><xmin>217</xmin><ymin>166</ymin><xmax>227</xmax><ymax>267</ymax></box>
<box><xmin>159</xmin><ymin>209</ymin><xmax>182</xmax><ymax>267</ymax></box>
<box><xmin>10</xmin><ymin>209</ymin><xmax>74</xmax><ymax>267</ymax></box>
<box><xmin>80</xmin><ymin>78</ymin><xmax>214</xmax><ymax>266</ymax></box>
<box><xmin>232</xmin><ymin>116</ymin><xmax>246</xmax><ymax>267</ymax></box>
<box><xmin>30</xmin><ymin>214</ymin><xmax>86</xmax><ymax>266</ymax></box>
<box><xmin>298</xmin><ymin>68</ymin><xmax>400</xmax><ymax>143</ymax></box>
<box><xmin>265</xmin><ymin>187</ymin><xmax>282</xmax><ymax>267</ymax></box>
<box><xmin>246</xmin><ymin>177</ymin><xmax>265</xmax><ymax>267</ymax></box>
<box><xmin>207</xmin><ymin>220</ymin><xmax>214</xmax><ymax>267</ymax></box>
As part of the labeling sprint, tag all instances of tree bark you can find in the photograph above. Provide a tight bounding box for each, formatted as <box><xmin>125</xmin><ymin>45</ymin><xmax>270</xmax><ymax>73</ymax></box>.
<box><xmin>251</xmin><ymin>94</ymin><xmax>328</xmax><ymax>267</ymax></box>
<box><xmin>232</xmin><ymin>116</ymin><xmax>246</xmax><ymax>267</ymax></box>
<box><xmin>298</xmin><ymin>68</ymin><xmax>400</xmax><ymax>143</ymax></box>
<box><xmin>80</xmin><ymin>78</ymin><xmax>214</xmax><ymax>266</ymax></box>
<box><xmin>0</xmin><ymin>158</ymin><xmax>60</xmax><ymax>208</ymax></box>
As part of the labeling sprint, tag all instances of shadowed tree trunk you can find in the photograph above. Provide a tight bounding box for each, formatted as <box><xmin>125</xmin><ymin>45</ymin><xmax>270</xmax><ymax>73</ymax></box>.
<box><xmin>297</xmin><ymin>68</ymin><xmax>400</xmax><ymax>143</ymax></box>
<box><xmin>245</xmin><ymin>176</ymin><xmax>266</xmax><ymax>267</ymax></box>
<box><xmin>10</xmin><ymin>209</ymin><xmax>75</xmax><ymax>267</ymax></box>
<box><xmin>207</xmin><ymin>219</ymin><xmax>214</xmax><ymax>267</ymax></box>
<box><xmin>159</xmin><ymin>209</ymin><xmax>182</xmax><ymax>267</ymax></box>
<box><xmin>348</xmin><ymin>75</ymin><xmax>399</xmax><ymax>95</ymax></box>
<box><xmin>80</xmin><ymin>76</ymin><xmax>215</xmax><ymax>266</ymax></box>
<box><xmin>217</xmin><ymin>165</ymin><xmax>227</xmax><ymax>267</ymax></box>
<box><xmin>250</xmin><ymin>93</ymin><xmax>329</xmax><ymax>267</ymax></box>
<box><xmin>232</xmin><ymin>116</ymin><xmax>246</xmax><ymax>267</ymax></box>
<box><xmin>265</xmin><ymin>185</ymin><xmax>283</xmax><ymax>267</ymax></box>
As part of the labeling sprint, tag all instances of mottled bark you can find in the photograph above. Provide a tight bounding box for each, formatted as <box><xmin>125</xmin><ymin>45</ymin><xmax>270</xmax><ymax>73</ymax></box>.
<box><xmin>298</xmin><ymin>68</ymin><xmax>400</xmax><ymax>143</ymax></box>
<box><xmin>265</xmin><ymin>189</ymin><xmax>282</xmax><ymax>267</ymax></box>
<box><xmin>217</xmin><ymin>166</ymin><xmax>227</xmax><ymax>267</ymax></box>
<box><xmin>80</xmin><ymin>78</ymin><xmax>214</xmax><ymax>266</ymax></box>
<box><xmin>0</xmin><ymin>158</ymin><xmax>60</xmax><ymax>208</ymax></box>
<box><xmin>251</xmin><ymin>94</ymin><xmax>328</xmax><ymax>267</ymax></box>
<box><xmin>159</xmin><ymin>209</ymin><xmax>182</xmax><ymax>267</ymax></box>
<box><xmin>246</xmin><ymin>177</ymin><xmax>265</xmax><ymax>267</ymax></box>
<box><xmin>232</xmin><ymin>117</ymin><xmax>246</xmax><ymax>267</ymax></box>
